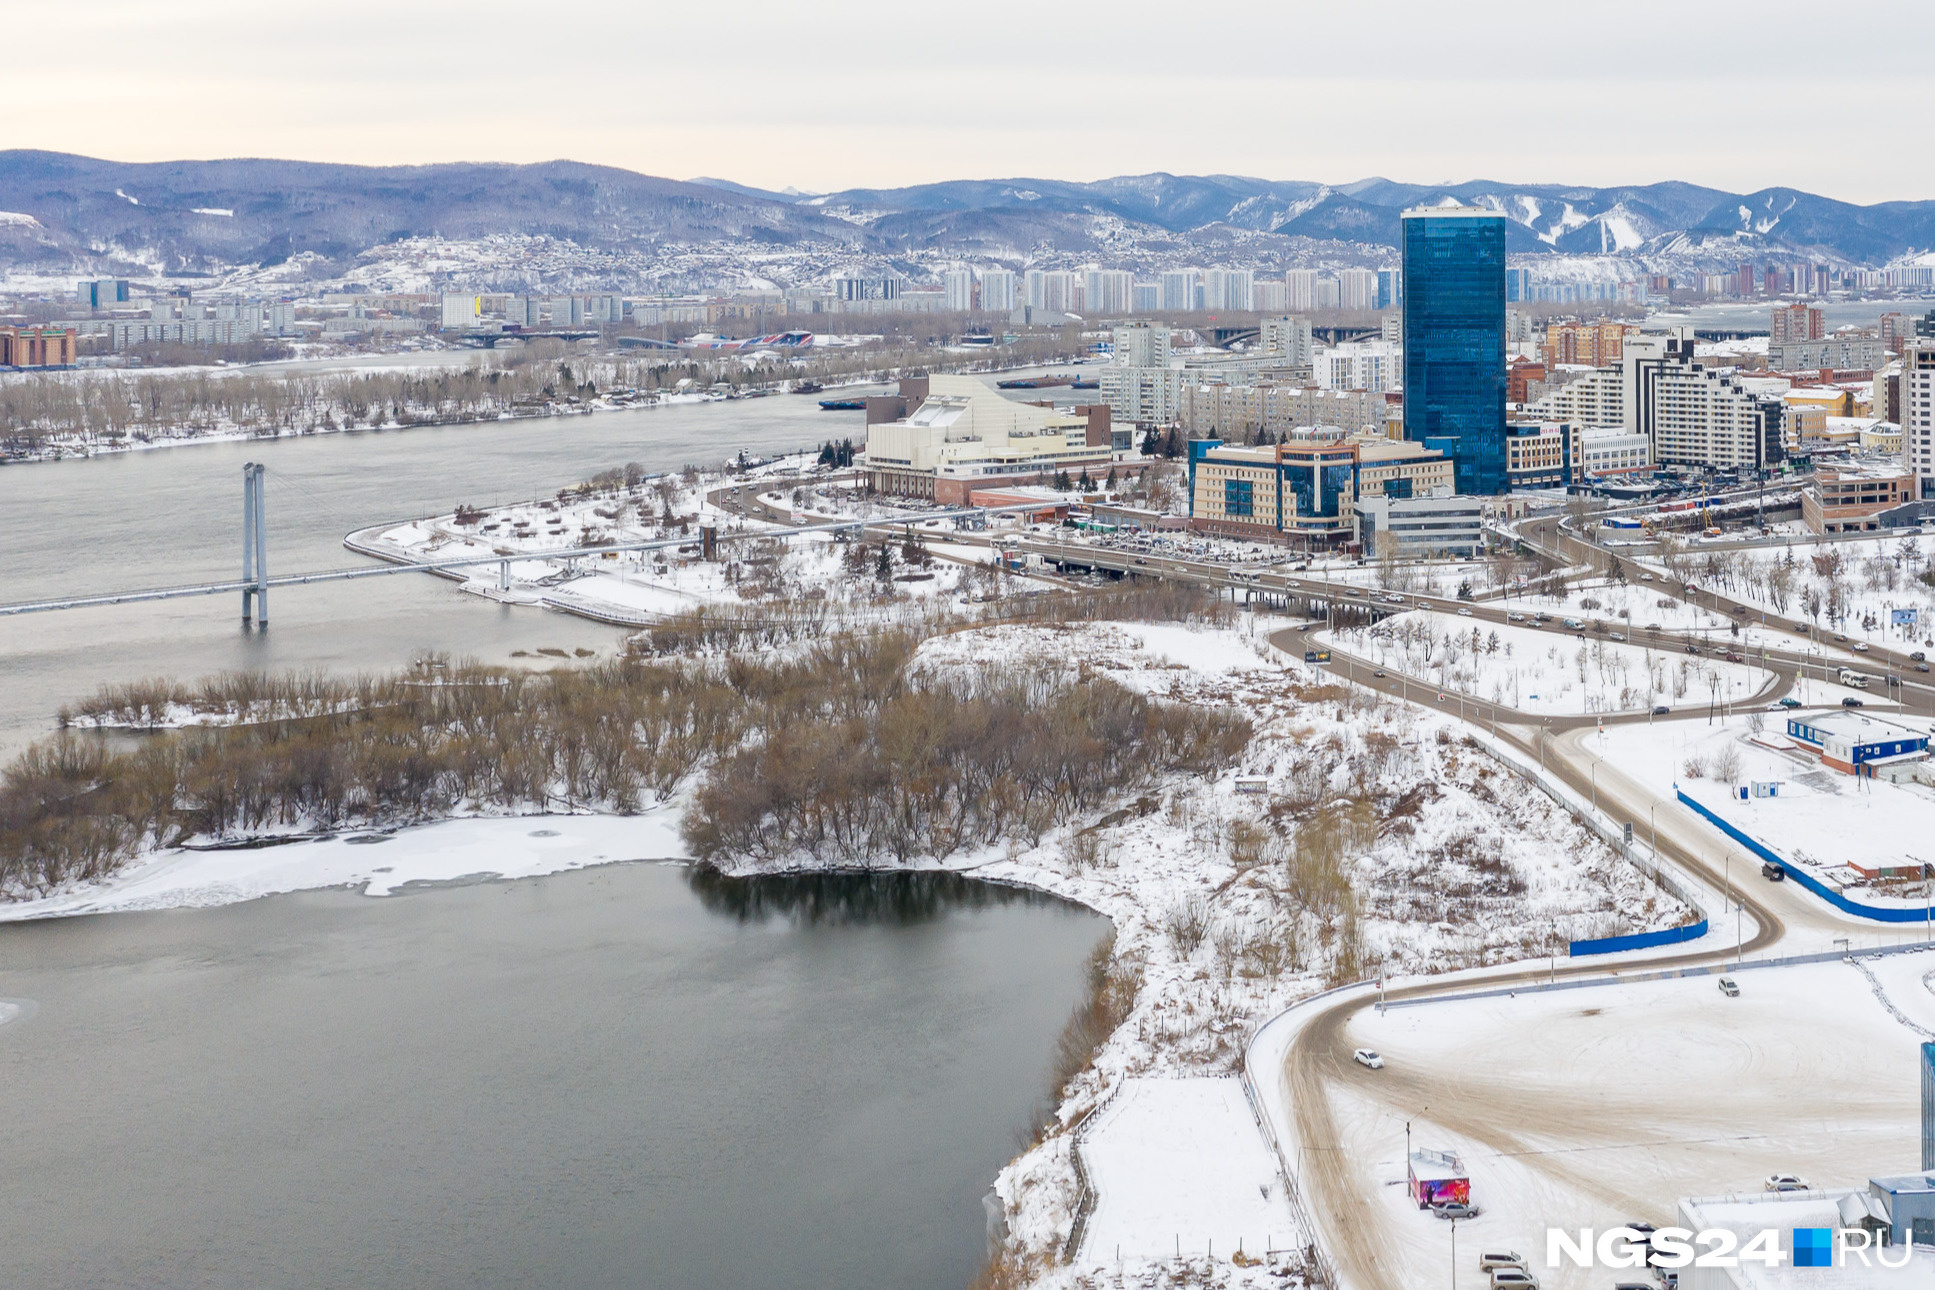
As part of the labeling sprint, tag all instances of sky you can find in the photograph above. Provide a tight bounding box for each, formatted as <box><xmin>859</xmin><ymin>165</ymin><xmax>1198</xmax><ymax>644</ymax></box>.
<box><xmin>8</xmin><ymin>0</ymin><xmax>1933</xmax><ymax>204</ymax></box>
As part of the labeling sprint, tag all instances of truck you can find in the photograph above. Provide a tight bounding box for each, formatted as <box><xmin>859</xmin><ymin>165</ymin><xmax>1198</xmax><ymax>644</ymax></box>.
<box><xmin>1838</xmin><ymin>668</ymin><xmax>1870</xmax><ymax>689</ymax></box>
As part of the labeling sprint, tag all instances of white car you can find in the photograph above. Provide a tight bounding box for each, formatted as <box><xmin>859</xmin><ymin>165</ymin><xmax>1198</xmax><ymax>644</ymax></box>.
<box><xmin>1852</xmin><ymin>642</ymin><xmax>1870</xmax><ymax>652</ymax></box>
<box><xmin>1352</xmin><ymin>1048</ymin><xmax>1384</xmax><ymax>1069</ymax></box>
<box><xmin>1764</xmin><ymin>1173</ymin><xmax>1810</xmax><ymax>1192</ymax></box>
<box><xmin>1457</xmin><ymin>607</ymin><xmax>1475</xmax><ymax>617</ymax></box>
<box><xmin>1479</xmin><ymin>1252</ymin><xmax>1526</xmax><ymax>1273</ymax></box>
<box><xmin>1491</xmin><ymin>1271</ymin><xmax>1539</xmax><ymax>1290</ymax></box>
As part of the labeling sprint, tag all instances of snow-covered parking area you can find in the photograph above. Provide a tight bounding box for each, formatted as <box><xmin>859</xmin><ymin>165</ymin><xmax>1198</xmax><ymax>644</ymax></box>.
<box><xmin>1329</xmin><ymin>956</ymin><xmax>1935</xmax><ymax>1290</ymax></box>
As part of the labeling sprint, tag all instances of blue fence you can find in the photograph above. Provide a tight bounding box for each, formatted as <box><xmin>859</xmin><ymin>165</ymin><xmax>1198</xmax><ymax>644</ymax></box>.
<box><xmin>1569</xmin><ymin>918</ymin><xmax>1710</xmax><ymax>957</ymax></box>
<box><xmin>1677</xmin><ymin>789</ymin><xmax>1935</xmax><ymax>925</ymax></box>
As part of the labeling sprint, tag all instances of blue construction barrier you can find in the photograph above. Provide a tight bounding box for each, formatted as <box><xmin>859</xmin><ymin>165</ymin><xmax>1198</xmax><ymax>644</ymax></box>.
<box><xmin>1677</xmin><ymin>789</ymin><xmax>1933</xmax><ymax>924</ymax></box>
<box><xmin>1569</xmin><ymin>918</ymin><xmax>1709</xmax><ymax>957</ymax></box>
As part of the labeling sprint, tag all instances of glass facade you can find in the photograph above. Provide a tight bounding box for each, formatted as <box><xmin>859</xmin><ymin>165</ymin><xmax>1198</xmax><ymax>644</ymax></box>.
<box><xmin>1923</xmin><ymin>1041</ymin><xmax>1935</xmax><ymax>1170</ymax></box>
<box><xmin>1402</xmin><ymin>209</ymin><xmax>1508</xmax><ymax>495</ymax></box>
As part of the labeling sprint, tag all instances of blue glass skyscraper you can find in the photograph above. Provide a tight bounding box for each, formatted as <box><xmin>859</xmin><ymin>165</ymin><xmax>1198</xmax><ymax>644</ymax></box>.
<box><xmin>1402</xmin><ymin>207</ymin><xmax>1507</xmax><ymax>495</ymax></box>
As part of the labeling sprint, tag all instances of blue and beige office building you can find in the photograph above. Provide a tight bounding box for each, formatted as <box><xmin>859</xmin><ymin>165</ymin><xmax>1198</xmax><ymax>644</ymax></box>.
<box><xmin>1186</xmin><ymin>432</ymin><xmax>1455</xmax><ymax>546</ymax></box>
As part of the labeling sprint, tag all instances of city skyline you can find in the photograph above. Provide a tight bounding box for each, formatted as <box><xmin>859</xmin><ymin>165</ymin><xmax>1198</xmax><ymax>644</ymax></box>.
<box><xmin>7</xmin><ymin>0</ymin><xmax>1932</xmax><ymax>205</ymax></box>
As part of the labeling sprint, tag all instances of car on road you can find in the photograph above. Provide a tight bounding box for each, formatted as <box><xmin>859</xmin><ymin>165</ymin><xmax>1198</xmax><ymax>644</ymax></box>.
<box><xmin>1489</xmin><ymin>1271</ymin><xmax>1539</xmax><ymax>1290</ymax></box>
<box><xmin>1762</xmin><ymin>862</ymin><xmax>1786</xmax><ymax>881</ymax></box>
<box><xmin>1919</xmin><ymin>664</ymin><xmax>1931</xmax><ymax>673</ymax></box>
<box><xmin>1843</xmin><ymin>697</ymin><xmax>1866</xmax><ymax>708</ymax></box>
<box><xmin>1352</xmin><ymin>1048</ymin><xmax>1384</xmax><ymax>1069</ymax></box>
<box><xmin>1765</xmin><ymin>1173</ymin><xmax>1810</xmax><ymax>1192</ymax></box>
<box><xmin>1853</xmin><ymin>642</ymin><xmax>1871</xmax><ymax>652</ymax></box>
<box><xmin>1684</xmin><ymin>644</ymin><xmax>1700</xmax><ymax>654</ymax></box>
<box><xmin>1506</xmin><ymin>612</ymin><xmax>1525</xmax><ymax>623</ymax></box>
<box><xmin>1913</xmin><ymin>651</ymin><xmax>1928</xmax><ymax>663</ymax></box>
<box><xmin>1432</xmin><ymin>1201</ymin><xmax>1478</xmax><ymax>1220</ymax></box>
<box><xmin>1719</xmin><ymin>977</ymin><xmax>1740</xmax><ymax>997</ymax></box>
<box><xmin>1652</xmin><ymin>705</ymin><xmax>1671</xmax><ymax>716</ymax></box>
<box><xmin>1478</xmin><ymin>1252</ymin><xmax>1527</xmax><ymax>1273</ymax></box>
<box><xmin>1835</xmin><ymin>633</ymin><xmax>1849</xmax><ymax>642</ymax></box>
<box><xmin>1641</xmin><ymin>573</ymin><xmax>1654</xmax><ymax>581</ymax></box>
<box><xmin>1724</xmin><ymin>651</ymin><xmax>1744</xmax><ymax>663</ymax></box>
<box><xmin>1374</xmin><ymin>669</ymin><xmax>1386</xmax><ymax>678</ymax></box>
<box><xmin>1457</xmin><ymin>607</ymin><xmax>1475</xmax><ymax>617</ymax></box>
<box><xmin>1609</xmin><ymin>631</ymin><xmax>1626</xmax><ymax>641</ymax></box>
<box><xmin>1779</xmin><ymin>697</ymin><xmax>1803</xmax><ymax>708</ymax></box>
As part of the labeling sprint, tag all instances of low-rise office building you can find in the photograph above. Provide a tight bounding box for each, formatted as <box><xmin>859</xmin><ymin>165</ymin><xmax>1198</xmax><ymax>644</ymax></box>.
<box><xmin>1802</xmin><ymin>461</ymin><xmax>1920</xmax><ymax>533</ymax></box>
<box><xmin>1354</xmin><ymin>493</ymin><xmax>1485</xmax><ymax>557</ymax></box>
<box><xmin>1186</xmin><ymin>432</ymin><xmax>1454</xmax><ymax>546</ymax></box>
<box><xmin>1786</xmin><ymin>711</ymin><xmax>1928</xmax><ymax>776</ymax></box>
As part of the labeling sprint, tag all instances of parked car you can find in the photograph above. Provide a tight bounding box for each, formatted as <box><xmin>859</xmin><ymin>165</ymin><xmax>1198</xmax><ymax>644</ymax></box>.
<box><xmin>1762</xmin><ymin>862</ymin><xmax>1785</xmax><ymax>881</ymax></box>
<box><xmin>1765</xmin><ymin>1173</ymin><xmax>1810</xmax><ymax>1192</ymax></box>
<box><xmin>1490</xmin><ymin>1271</ymin><xmax>1539</xmax><ymax>1290</ymax></box>
<box><xmin>1433</xmin><ymin>1202</ymin><xmax>1478</xmax><ymax>1220</ymax></box>
<box><xmin>1843</xmin><ymin>697</ymin><xmax>1866</xmax><ymax>708</ymax></box>
<box><xmin>1853</xmin><ymin>642</ymin><xmax>1871</xmax><ymax>652</ymax></box>
<box><xmin>1352</xmin><ymin>1048</ymin><xmax>1384</xmax><ymax>1069</ymax></box>
<box><xmin>1719</xmin><ymin>977</ymin><xmax>1740</xmax><ymax>997</ymax></box>
<box><xmin>1478</xmin><ymin>1253</ymin><xmax>1526</xmax><ymax>1273</ymax></box>
<box><xmin>1652</xmin><ymin>705</ymin><xmax>1671</xmax><ymax>716</ymax></box>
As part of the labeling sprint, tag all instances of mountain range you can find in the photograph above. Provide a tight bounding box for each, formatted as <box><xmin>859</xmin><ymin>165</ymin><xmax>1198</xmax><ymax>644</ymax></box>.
<box><xmin>0</xmin><ymin>151</ymin><xmax>1930</xmax><ymax>286</ymax></box>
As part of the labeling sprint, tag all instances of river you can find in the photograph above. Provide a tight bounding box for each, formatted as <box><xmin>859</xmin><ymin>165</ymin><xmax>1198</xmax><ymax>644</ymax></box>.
<box><xmin>0</xmin><ymin>388</ymin><xmax>890</xmax><ymax>754</ymax></box>
<box><xmin>0</xmin><ymin>372</ymin><xmax>1108</xmax><ymax>1288</ymax></box>
<box><xmin>0</xmin><ymin>863</ymin><xmax>1106</xmax><ymax>1289</ymax></box>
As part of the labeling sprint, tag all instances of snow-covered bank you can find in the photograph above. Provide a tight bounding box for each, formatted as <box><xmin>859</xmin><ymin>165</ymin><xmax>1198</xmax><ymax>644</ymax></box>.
<box><xmin>0</xmin><ymin>812</ymin><xmax>685</xmax><ymax>921</ymax></box>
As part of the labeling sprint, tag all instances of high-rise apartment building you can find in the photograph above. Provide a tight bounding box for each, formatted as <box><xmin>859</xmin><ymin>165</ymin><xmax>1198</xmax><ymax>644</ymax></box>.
<box><xmin>1770</xmin><ymin>302</ymin><xmax>1825</xmax><ymax>345</ymax></box>
<box><xmin>1337</xmin><ymin>269</ymin><xmax>1378</xmax><ymax>312</ymax></box>
<box><xmin>1083</xmin><ymin>269</ymin><xmax>1134</xmax><ymax>315</ymax></box>
<box><xmin>1401</xmin><ymin>205</ymin><xmax>1508</xmax><ymax>494</ymax></box>
<box><xmin>1261</xmin><ymin>315</ymin><xmax>1314</xmax><ymax>364</ymax></box>
<box><xmin>1543</xmin><ymin>320</ymin><xmax>1639</xmax><ymax>367</ymax></box>
<box><xmin>1203</xmin><ymin>269</ymin><xmax>1254</xmax><ymax>312</ymax></box>
<box><xmin>1376</xmin><ymin>269</ymin><xmax>1403</xmax><ymax>311</ymax></box>
<box><xmin>980</xmin><ymin>269</ymin><xmax>1017</xmax><ymax>313</ymax></box>
<box><xmin>1160</xmin><ymin>270</ymin><xmax>1200</xmax><ymax>312</ymax></box>
<box><xmin>1111</xmin><ymin>321</ymin><xmax>1171</xmax><ymax>369</ymax></box>
<box><xmin>942</xmin><ymin>269</ymin><xmax>975</xmax><ymax>313</ymax></box>
<box><xmin>1905</xmin><ymin>341</ymin><xmax>1935</xmax><ymax>495</ymax></box>
<box><xmin>1026</xmin><ymin>270</ymin><xmax>1079</xmax><ymax>313</ymax></box>
<box><xmin>1285</xmin><ymin>271</ymin><xmax>1317</xmax><ymax>312</ymax></box>
<box><xmin>1622</xmin><ymin>330</ymin><xmax>1784</xmax><ymax>470</ymax></box>
<box><xmin>1132</xmin><ymin>282</ymin><xmax>1161</xmax><ymax>312</ymax></box>
<box><xmin>1314</xmin><ymin>341</ymin><xmax>1400</xmax><ymax>393</ymax></box>
<box><xmin>1252</xmin><ymin>280</ymin><xmax>1287</xmax><ymax>313</ymax></box>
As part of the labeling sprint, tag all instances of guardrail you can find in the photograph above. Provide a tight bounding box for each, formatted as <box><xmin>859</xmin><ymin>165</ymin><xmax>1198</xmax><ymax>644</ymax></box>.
<box><xmin>1677</xmin><ymin>789</ymin><xmax>1935</xmax><ymax>925</ymax></box>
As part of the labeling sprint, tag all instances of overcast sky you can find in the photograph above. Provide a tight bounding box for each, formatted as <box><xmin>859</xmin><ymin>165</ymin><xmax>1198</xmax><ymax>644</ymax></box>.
<box><xmin>10</xmin><ymin>0</ymin><xmax>1931</xmax><ymax>203</ymax></box>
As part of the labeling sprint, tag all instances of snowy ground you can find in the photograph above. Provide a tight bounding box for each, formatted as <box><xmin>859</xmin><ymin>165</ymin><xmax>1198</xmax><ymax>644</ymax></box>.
<box><xmin>1329</xmin><ymin>956</ymin><xmax>1935</xmax><ymax>1290</ymax></box>
<box><xmin>361</xmin><ymin>459</ymin><xmax>992</xmax><ymax>625</ymax></box>
<box><xmin>1589</xmin><ymin>711</ymin><xmax>1935</xmax><ymax>905</ymax></box>
<box><xmin>1659</xmin><ymin>532</ymin><xmax>1935</xmax><ymax>653</ymax></box>
<box><xmin>1323</xmin><ymin>610</ymin><xmax>1774</xmax><ymax>715</ymax></box>
<box><xmin>1</xmin><ymin>615</ymin><xmax>1705</xmax><ymax>1290</ymax></box>
<box><xmin>0</xmin><ymin>812</ymin><xmax>684</xmax><ymax>921</ymax></box>
<box><xmin>1080</xmin><ymin>1078</ymin><xmax>1297</xmax><ymax>1265</ymax></box>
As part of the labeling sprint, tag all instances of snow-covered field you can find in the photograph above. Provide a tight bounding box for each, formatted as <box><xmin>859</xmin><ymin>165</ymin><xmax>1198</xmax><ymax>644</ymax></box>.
<box><xmin>1332</xmin><ymin>956</ymin><xmax>1935</xmax><ymax>1290</ymax></box>
<box><xmin>1324</xmin><ymin>610</ymin><xmax>1773</xmax><ymax>714</ymax></box>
